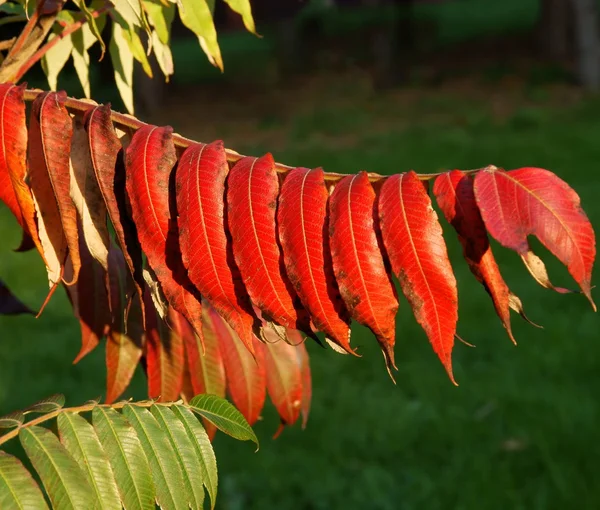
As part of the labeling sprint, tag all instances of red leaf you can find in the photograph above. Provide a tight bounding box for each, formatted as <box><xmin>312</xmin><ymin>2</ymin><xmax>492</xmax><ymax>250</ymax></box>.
<box><xmin>180</xmin><ymin>301</ymin><xmax>226</xmax><ymax>440</ymax></box>
<box><xmin>84</xmin><ymin>104</ymin><xmax>144</xmax><ymax>318</ymax></box>
<box><xmin>144</xmin><ymin>297</ymin><xmax>185</xmax><ymax>402</ymax></box>
<box><xmin>0</xmin><ymin>279</ymin><xmax>34</xmax><ymax>315</ymax></box>
<box><xmin>125</xmin><ymin>125</ymin><xmax>204</xmax><ymax>341</ymax></box>
<box><xmin>291</xmin><ymin>333</ymin><xmax>312</xmax><ymax>429</ymax></box>
<box><xmin>434</xmin><ymin>170</ymin><xmax>536</xmax><ymax>344</ymax></box>
<box><xmin>176</xmin><ymin>140</ymin><xmax>259</xmax><ymax>354</ymax></box>
<box><xmin>210</xmin><ymin>307</ymin><xmax>266</xmax><ymax>425</ymax></box>
<box><xmin>28</xmin><ymin>91</ymin><xmax>80</xmax><ymax>286</ymax></box>
<box><xmin>378</xmin><ymin>171</ymin><xmax>458</xmax><ymax>383</ymax></box>
<box><xmin>105</xmin><ymin>246</ymin><xmax>143</xmax><ymax>404</ymax></box>
<box><xmin>184</xmin><ymin>300</ymin><xmax>226</xmax><ymax>398</ymax></box>
<box><xmin>259</xmin><ymin>329</ymin><xmax>303</xmax><ymax>437</ymax></box>
<box><xmin>329</xmin><ymin>172</ymin><xmax>399</xmax><ymax>372</ymax></box>
<box><xmin>277</xmin><ymin>167</ymin><xmax>353</xmax><ymax>353</ymax></box>
<box><xmin>65</xmin><ymin>234</ymin><xmax>110</xmax><ymax>364</ymax></box>
<box><xmin>474</xmin><ymin>167</ymin><xmax>596</xmax><ymax>310</ymax></box>
<box><xmin>226</xmin><ymin>154</ymin><xmax>311</xmax><ymax>333</ymax></box>
<box><xmin>0</xmin><ymin>83</ymin><xmax>40</xmax><ymax>252</ymax></box>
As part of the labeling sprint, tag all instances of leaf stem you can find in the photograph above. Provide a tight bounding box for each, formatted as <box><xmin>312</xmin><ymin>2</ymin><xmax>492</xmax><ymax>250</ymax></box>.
<box><xmin>21</xmin><ymin>88</ymin><xmax>493</xmax><ymax>183</ymax></box>
<box><xmin>0</xmin><ymin>400</ymin><xmax>175</xmax><ymax>447</ymax></box>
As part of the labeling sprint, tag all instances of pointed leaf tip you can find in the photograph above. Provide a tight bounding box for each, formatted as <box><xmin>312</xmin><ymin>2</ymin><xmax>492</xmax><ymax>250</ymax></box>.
<box><xmin>189</xmin><ymin>393</ymin><xmax>259</xmax><ymax>448</ymax></box>
<box><xmin>379</xmin><ymin>171</ymin><xmax>458</xmax><ymax>383</ymax></box>
<box><xmin>329</xmin><ymin>171</ymin><xmax>398</xmax><ymax>369</ymax></box>
<box><xmin>278</xmin><ymin>167</ymin><xmax>354</xmax><ymax>354</ymax></box>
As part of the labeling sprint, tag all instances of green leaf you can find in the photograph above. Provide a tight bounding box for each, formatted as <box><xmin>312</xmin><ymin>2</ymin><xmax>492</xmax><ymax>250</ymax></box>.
<box><xmin>150</xmin><ymin>405</ymin><xmax>205</xmax><ymax>509</ymax></box>
<box><xmin>19</xmin><ymin>426</ymin><xmax>93</xmax><ymax>510</ymax></box>
<box><xmin>0</xmin><ymin>411</ymin><xmax>24</xmax><ymax>429</ymax></box>
<box><xmin>57</xmin><ymin>413</ymin><xmax>121</xmax><ymax>510</ymax></box>
<box><xmin>125</xmin><ymin>27</ymin><xmax>153</xmax><ymax>77</ymax></box>
<box><xmin>72</xmin><ymin>0</ymin><xmax>106</xmax><ymax>57</ymax></box>
<box><xmin>122</xmin><ymin>405</ymin><xmax>187</xmax><ymax>510</ymax></box>
<box><xmin>109</xmin><ymin>20</ymin><xmax>135</xmax><ymax>114</ymax></box>
<box><xmin>41</xmin><ymin>31</ymin><xmax>73</xmax><ymax>91</ymax></box>
<box><xmin>92</xmin><ymin>406</ymin><xmax>155</xmax><ymax>510</ymax></box>
<box><xmin>177</xmin><ymin>0</ymin><xmax>223</xmax><ymax>71</ymax></box>
<box><xmin>151</xmin><ymin>30</ymin><xmax>173</xmax><ymax>78</ymax></box>
<box><xmin>112</xmin><ymin>0</ymin><xmax>145</xmax><ymax>29</ymax></box>
<box><xmin>0</xmin><ymin>451</ymin><xmax>49</xmax><ymax>510</ymax></box>
<box><xmin>172</xmin><ymin>405</ymin><xmax>218</xmax><ymax>510</ymax></box>
<box><xmin>113</xmin><ymin>11</ymin><xmax>153</xmax><ymax>78</ymax></box>
<box><xmin>24</xmin><ymin>394</ymin><xmax>66</xmax><ymax>415</ymax></box>
<box><xmin>223</xmin><ymin>0</ymin><xmax>257</xmax><ymax>35</ymax></box>
<box><xmin>143</xmin><ymin>0</ymin><xmax>174</xmax><ymax>44</ymax></box>
<box><xmin>71</xmin><ymin>29</ymin><xmax>91</xmax><ymax>97</ymax></box>
<box><xmin>188</xmin><ymin>394</ymin><xmax>258</xmax><ymax>447</ymax></box>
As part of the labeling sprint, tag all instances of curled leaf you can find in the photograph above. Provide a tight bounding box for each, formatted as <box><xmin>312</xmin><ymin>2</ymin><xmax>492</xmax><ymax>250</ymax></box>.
<box><xmin>474</xmin><ymin>166</ymin><xmax>596</xmax><ymax>310</ymax></box>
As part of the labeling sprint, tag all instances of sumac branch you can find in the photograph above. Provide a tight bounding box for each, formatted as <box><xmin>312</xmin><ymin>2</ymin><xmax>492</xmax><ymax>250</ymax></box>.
<box><xmin>0</xmin><ymin>83</ymin><xmax>595</xmax><ymax>434</ymax></box>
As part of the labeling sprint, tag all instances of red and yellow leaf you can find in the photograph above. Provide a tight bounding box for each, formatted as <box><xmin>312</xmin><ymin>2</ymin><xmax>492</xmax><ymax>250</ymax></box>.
<box><xmin>434</xmin><ymin>170</ymin><xmax>536</xmax><ymax>343</ymax></box>
<box><xmin>291</xmin><ymin>333</ymin><xmax>312</xmax><ymax>429</ymax></box>
<box><xmin>65</xmin><ymin>234</ymin><xmax>110</xmax><ymax>364</ymax></box>
<box><xmin>145</xmin><ymin>298</ymin><xmax>185</xmax><ymax>402</ymax></box>
<box><xmin>378</xmin><ymin>171</ymin><xmax>458</xmax><ymax>383</ymax></box>
<box><xmin>84</xmin><ymin>104</ymin><xmax>144</xmax><ymax>316</ymax></box>
<box><xmin>277</xmin><ymin>167</ymin><xmax>353</xmax><ymax>353</ymax></box>
<box><xmin>105</xmin><ymin>246</ymin><xmax>143</xmax><ymax>404</ymax></box>
<box><xmin>259</xmin><ymin>328</ymin><xmax>303</xmax><ymax>437</ymax></box>
<box><xmin>227</xmin><ymin>154</ymin><xmax>310</xmax><ymax>333</ymax></box>
<box><xmin>329</xmin><ymin>171</ymin><xmax>398</xmax><ymax>371</ymax></box>
<box><xmin>210</xmin><ymin>307</ymin><xmax>266</xmax><ymax>425</ymax></box>
<box><xmin>69</xmin><ymin>117</ymin><xmax>110</xmax><ymax>270</ymax></box>
<box><xmin>0</xmin><ymin>83</ymin><xmax>41</xmax><ymax>253</ymax></box>
<box><xmin>181</xmin><ymin>300</ymin><xmax>227</xmax><ymax>440</ymax></box>
<box><xmin>176</xmin><ymin>140</ymin><xmax>259</xmax><ymax>354</ymax></box>
<box><xmin>125</xmin><ymin>124</ymin><xmax>204</xmax><ymax>340</ymax></box>
<box><xmin>185</xmin><ymin>300</ymin><xmax>227</xmax><ymax>398</ymax></box>
<box><xmin>474</xmin><ymin>166</ymin><xmax>596</xmax><ymax>310</ymax></box>
<box><xmin>29</xmin><ymin>91</ymin><xmax>80</xmax><ymax>286</ymax></box>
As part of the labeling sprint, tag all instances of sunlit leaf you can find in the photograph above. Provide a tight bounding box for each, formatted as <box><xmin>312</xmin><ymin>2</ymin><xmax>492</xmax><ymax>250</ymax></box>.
<box><xmin>57</xmin><ymin>412</ymin><xmax>121</xmax><ymax>510</ymax></box>
<box><xmin>0</xmin><ymin>451</ymin><xmax>48</xmax><ymax>510</ymax></box>
<box><xmin>177</xmin><ymin>0</ymin><xmax>223</xmax><ymax>70</ymax></box>
<box><xmin>20</xmin><ymin>426</ymin><xmax>94</xmax><ymax>509</ymax></box>
<box><xmin>109</xmin><ymin>20</ymin><xmax>135</xmax><ymax>113</ymax></box>
<box><xmin>171</xmin><ymin>404</ymin><xmax>218</xmax><ymax>509</ymax></box>
<box><xmin>189</xmin><ymin>394</ymin><xmax>258</xmax><ymax>446</ymax></box>
<box><xmin>122</xmin><ymin>405</ymin><xmax>188</xmax><ymax>510</ymax></box>
<box><xmin>92</xmin><ymin>406</ymin><xmax>155</xmax><ymax>510</ymax></box>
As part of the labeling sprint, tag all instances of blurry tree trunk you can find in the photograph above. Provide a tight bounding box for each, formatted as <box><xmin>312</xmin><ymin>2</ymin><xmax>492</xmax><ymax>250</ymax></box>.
<box><xmin>367</xmin><ymin>0</ymin><xmax>415</xmax><ymax>89</ymax></box>
<box><xmin>571</xmin><ymin>0</ymin><xmax>600</xmax><ymax>89</ymax></box>
<box><xmin>537</xmin><ymin>0</ymin><xmax>573</xmax><ymax>60</ymax></box>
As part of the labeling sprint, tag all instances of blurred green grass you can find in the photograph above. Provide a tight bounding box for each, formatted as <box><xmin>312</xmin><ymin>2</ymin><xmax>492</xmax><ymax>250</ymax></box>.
<box><xmin>3</xmin><ymin>0</ymin><xmax>600</xmax><ymax>508</ymax></box>
<box><xmin>2</xmin><ymin>85</ymin><xmax>599</xmax><ymax>509</ymax></box>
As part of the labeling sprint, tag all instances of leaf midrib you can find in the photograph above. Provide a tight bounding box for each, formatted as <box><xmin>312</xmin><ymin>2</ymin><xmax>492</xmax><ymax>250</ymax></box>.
<box><xmin>397</xmin><ymin>175</ymin><xmax>446</xmax><ymax>361</ymax></box>
<box><xmin>60</xmin><ymin>413</ymin><xmax>104</xmax><ymax>510</ymax></box>
<box><xmin>22</xmin><ymin>428</ymin><xmax>79</xmax><ymax>510</ymax></box>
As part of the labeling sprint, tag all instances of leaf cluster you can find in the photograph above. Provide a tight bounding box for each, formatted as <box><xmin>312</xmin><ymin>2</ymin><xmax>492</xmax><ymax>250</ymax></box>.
<box><xmin>0</xmin><ymin>393</ymin><xmax>257</xmax><ymax>510</ymax></box>
<box><xmin>0</xmin><ymin>0</ymin><xmax>257</xmax><ymax>113</ymax></box>
<box><xmin>0</xmin><ymin>83</ymin><xmax>596</xmax><ymax>439</ymax></box>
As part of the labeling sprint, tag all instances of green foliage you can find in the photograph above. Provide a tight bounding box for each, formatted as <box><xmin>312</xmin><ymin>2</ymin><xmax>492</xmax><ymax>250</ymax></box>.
<box><xmin>0</xmin><ymin>394</ymin><xmax>256</xmax><ymax>509</ymax></box>
<box><xmin>1</xmin><ymin>0</ymin><xmax>257</xmax><ymax>112</ymax></box>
